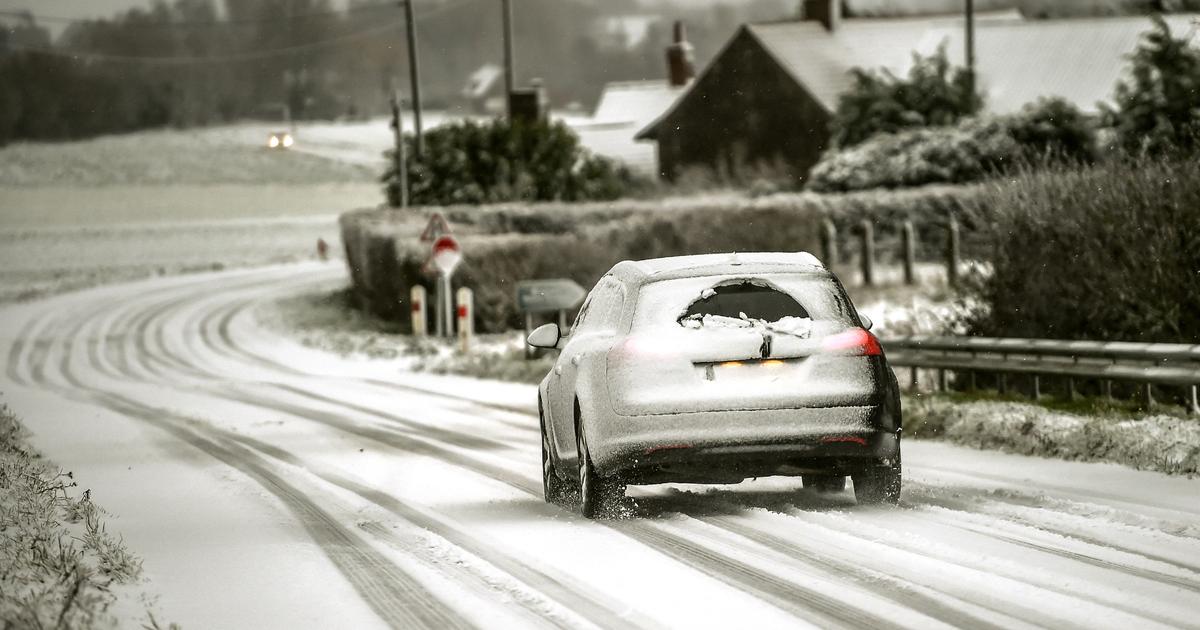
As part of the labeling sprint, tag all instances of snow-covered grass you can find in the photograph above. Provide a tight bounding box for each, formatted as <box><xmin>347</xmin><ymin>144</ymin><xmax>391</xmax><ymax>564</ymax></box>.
<box><xmin>906</xmin><ymin>393</ymin><xmax>1200</xmax><ymax>476</ymax></box>
<box><xmin>0</xmin><ymin>404</ymin><xmax>162</xmax><ymax>629</ymax></box>
<box><xmin>256</xmin><ymin>285</ymin><xmax>557</xmax><ymax>382</ymax></box>
<box><xmin>0</xmin><ymin>119</ymin><xmax>386</xmax><ymax>303</ymax></box>
<box><xmin>0</xmin><ymin>213</ymin><xmax>345</xmax><ymax>303</ymax></box>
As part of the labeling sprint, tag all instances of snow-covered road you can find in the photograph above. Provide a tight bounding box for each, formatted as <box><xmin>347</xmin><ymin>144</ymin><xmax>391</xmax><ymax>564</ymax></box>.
<box><xmin>2</xmin><ymin>263</ymin><xmax>1198</xmax><ymax>629</ymax></box>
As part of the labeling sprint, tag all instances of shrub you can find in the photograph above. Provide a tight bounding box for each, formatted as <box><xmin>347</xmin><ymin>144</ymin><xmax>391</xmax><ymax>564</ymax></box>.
<box><xmin>1006</xmin><ymin>97</ymin><xmax>1099</xmax><ymax>163</ymax></box>
<box><xmin>830</xmin><ymin>46</ymin><xmax>983</xmax><ymax>148</ymax></box>
<box><xmin>1102</xmin><ymin>15</ymin><xmax>1200</xmax><ymax>155</ymax></box>
<box><xmin>809</xmin><ymin>99</ymin><xmax>1097</xmax><ymax>193</ymax></box>
<box><xmin>964</xmin><ymin>156</ymin><xmax>1200</xmax><ymax>343</ymax></box>
<box><xmin>382</xmin><ymin>119</ymin><xmax>642</xmax><ymax>206</ymax></box>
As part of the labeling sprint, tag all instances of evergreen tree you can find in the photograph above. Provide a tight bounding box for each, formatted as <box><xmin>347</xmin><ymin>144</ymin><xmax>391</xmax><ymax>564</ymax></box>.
<box><xmin>1103</xmin><ymin>15</ymin><xmax>1200</xmax><ymax>154</ymax></box>
<box><xmin>830</xmin><ymin>46</ymin><xmax>983</xmax><ymax>147</ymax></box>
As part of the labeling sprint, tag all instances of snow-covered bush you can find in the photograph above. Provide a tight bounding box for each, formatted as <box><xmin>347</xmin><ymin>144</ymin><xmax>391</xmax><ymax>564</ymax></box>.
<box><xmin>809</xmin><ymin>99</ymin><xmax>1097</xmax><ymax>193</ymax></box>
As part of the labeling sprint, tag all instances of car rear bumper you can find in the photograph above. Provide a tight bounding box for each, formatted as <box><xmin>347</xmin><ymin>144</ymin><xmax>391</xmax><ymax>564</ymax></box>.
<box><xmin>589</xmin><ymin>405</ymin><xmax>899</xmax><ymax>484</ymax></box>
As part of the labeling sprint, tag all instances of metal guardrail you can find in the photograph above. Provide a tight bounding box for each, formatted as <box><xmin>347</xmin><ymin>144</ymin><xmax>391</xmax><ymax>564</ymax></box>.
<box><xmin>881</xmin><ymin>336</ymin><xmax>1200</xmax><ymax>415</ymax></box>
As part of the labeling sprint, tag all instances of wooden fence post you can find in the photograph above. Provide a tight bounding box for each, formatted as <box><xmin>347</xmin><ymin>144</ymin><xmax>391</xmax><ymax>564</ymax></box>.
<box><xmin>859</xmin><ymin>219</ymin><xmax>875</xmax><ymax>286</ymax></box>
<box><xmin>821</xmin><ymin>219</ymin><xmax>839</xmax><ymax>267</ymax></box>
<box><xmin>947</xmin><ymin>217</ymin><xmax>961</xmax><ymax>287</ymax></box>
<box><xmin>901</xmin><ymin>220</ymin><xmax>916</xmax><ymax>286</ymax></box>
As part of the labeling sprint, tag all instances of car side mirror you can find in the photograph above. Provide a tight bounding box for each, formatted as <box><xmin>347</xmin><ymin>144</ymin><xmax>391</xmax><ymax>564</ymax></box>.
<box><xmin>527</xmin><ymin>323</ymin><xmax>562</xmax><ymax>349</ymax></box>
<box><xmin>859</xmin><ymin>314</ymin><xmax>874</xmax><ymax>331</ymax></box>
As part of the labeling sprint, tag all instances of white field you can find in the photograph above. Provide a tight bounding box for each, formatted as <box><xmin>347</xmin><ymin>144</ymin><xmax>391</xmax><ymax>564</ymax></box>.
<box><xmin>0</xmin><ymin>121</ymin><xmax>392</xmax><ymax>302</ymax></box>
<box><xmin>1</xmin><ymin>263</ymin><xmax>1198</xmax><ymax>629</ymax></box>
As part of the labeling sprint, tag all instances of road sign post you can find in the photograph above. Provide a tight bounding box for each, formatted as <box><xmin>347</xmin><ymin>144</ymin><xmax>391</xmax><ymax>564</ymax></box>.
<box><xmin>430</xmin><ymin>235</ymin><xmax>462</xmax><ymax>339</ymax></box>
<box><xmin>516</xmin><ymin>278</ymin><xmax>587</xmax><ymax>360</ymax></box>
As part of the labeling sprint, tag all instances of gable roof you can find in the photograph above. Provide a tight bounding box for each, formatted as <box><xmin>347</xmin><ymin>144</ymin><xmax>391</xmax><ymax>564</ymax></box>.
<box><xmin>639</xmin><ymin>12</ymin><xmax>1199</xmax><ymax>140</ymax></box>
<box><xmin>573</xmin><ymin>80</ymin><xmax>687</xmax><ymax>174</ymax></box>
<box><xmin>592</xmin><ymin>80</ymin><xmax>687</xmax><ymax>125</ymax></box>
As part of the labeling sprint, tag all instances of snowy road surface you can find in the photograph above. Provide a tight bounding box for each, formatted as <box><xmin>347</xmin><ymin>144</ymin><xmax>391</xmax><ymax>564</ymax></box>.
<box><xmin>2</xmin><ymin>263</ymin><xmax>1199</xmax><ymax>629</ymax></box>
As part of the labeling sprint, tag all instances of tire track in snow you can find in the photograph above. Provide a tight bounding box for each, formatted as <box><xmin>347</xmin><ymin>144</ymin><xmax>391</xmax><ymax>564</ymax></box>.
<box><xmin>15</xmin><ymin>265</ymin><xmax>1200</xmax><ymax>630</ymax></box>
<box><xmin>15</xmin><ymin>283</ymin><xmax>482</xmax><ymax>630</ymax></box>
<box><xmin>27</xmin><ymin>274</ymin><xmax>649</xmax><ymax>630</ymax></box>
<box><xmin>192</xmin><ymin>292</ymin><xmax>1185</xmax><ymax>624</ymax></box>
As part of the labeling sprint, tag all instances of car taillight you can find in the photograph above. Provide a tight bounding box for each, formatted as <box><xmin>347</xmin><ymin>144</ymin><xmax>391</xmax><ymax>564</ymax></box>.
<box><xmin>821</xmin><ymin>328</ymin><xmax>882</xmax><ymax>356</ymax></box>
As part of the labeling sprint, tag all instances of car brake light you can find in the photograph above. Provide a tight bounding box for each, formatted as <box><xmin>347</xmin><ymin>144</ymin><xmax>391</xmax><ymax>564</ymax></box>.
<box><xmin>821</xmin><ymin>328</ymin><xmax>882</xmax><ymax>356</ymax></box>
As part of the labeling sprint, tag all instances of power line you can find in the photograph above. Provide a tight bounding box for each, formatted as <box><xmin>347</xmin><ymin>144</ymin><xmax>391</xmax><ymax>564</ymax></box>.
<box><xmin>6</xmin><ymin>20</ymin><xmax>406</xmax><ymax>64</ymax></box>
<box><xmin>1</xmin><ymin>0</ymin><xmax>478</xmax><ymax>65</ymax></box>
<box><xmin>0</xmin><ymin>0</ymin><xmax>461</xmax><ymax>30</ymax></box>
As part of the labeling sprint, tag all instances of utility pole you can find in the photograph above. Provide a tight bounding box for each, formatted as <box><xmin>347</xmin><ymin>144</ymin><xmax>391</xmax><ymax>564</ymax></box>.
<box><xmin>391</xmin><ymin>91</ymin><xmax>409</xmax><ymax>208</ymax></box>
<box><xmin>401</xmin><ymin>0</ymin><xmax>424</xmax><ymax>156</ymax></box>
<box><xmin>965</xmin><ymin>0</ymin><xmax>976</xmax><ymax>96</ymax></box>
<box><xmin>501</xmin><ymin>0</ymin><xmax>515</xmax><ymax>119</ymax></box>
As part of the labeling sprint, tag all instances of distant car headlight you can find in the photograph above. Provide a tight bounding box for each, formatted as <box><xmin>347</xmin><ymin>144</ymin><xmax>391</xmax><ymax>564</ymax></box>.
<box><xmin>268</xmin><ymin>135</ymin><xmax>280</xmax><ymax>148</ymax></box>
<box><xmin>282</xmin><ymin>133</ymin><xmax>294</xmax><ymax>148</ymax></box>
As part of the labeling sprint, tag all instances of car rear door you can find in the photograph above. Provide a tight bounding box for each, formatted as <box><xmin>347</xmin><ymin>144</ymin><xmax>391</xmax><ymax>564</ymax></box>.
<box><xmin>551</xmin><ymin>277</ymin><xmax>624</xmax><ymax>458</ymax></box>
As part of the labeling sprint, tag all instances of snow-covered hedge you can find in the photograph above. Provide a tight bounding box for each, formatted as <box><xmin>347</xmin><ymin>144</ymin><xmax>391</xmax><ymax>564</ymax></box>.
<box><xmin>907</xmin><ymin>396</ymin><xmax>1200</xmax><ymax>475</ymax></box>
<box><xmin>340</xmin><ymin>186</ymin><xmax>983</xmax><ymax>330</ymax></box>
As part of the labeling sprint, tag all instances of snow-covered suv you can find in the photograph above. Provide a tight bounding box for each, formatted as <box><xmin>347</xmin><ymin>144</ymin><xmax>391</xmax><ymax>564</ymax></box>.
<box><xmin>528</xmin><ymin>252</ymin><xmax>902</xmax><ymax>518</ymax></box>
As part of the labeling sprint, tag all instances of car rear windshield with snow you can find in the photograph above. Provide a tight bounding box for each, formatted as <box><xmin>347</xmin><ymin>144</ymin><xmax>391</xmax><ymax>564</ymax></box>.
<box><xmin>634</xmin><ymin>274</ymin><xmax>854</xmax><ymax>334</ymax></box>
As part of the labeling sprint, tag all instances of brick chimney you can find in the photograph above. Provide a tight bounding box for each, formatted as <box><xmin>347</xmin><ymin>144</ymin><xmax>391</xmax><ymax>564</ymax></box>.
<box><xmin>803</xmin><ymin>0</ymin><xmax>841</xmax><ymax>32</ymax></box>
<box><xmin>665</xmin><ymin>20</ymin><xmax>695</xmax><ymax>87</ymax></box>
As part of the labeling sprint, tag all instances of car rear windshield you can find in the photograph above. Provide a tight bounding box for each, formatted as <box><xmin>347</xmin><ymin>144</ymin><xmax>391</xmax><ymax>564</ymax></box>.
<box><xmin>632</xmin><ymin>273</ymin><xmax>855</xmax><ymax>331</ymax></box>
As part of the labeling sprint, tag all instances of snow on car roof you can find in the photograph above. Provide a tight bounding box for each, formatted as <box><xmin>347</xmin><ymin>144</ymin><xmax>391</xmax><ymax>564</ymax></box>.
<box><xmin>611</xmin><ymin>252</ymin><xmax>826</xmax><ymax>284</ymax></box>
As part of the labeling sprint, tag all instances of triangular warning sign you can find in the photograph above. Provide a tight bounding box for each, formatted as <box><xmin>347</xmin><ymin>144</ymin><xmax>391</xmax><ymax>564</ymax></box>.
<box><xmin>419</xmin><ymin>213</ymin><xmax>451</xmax><ymax>242</ymax></box>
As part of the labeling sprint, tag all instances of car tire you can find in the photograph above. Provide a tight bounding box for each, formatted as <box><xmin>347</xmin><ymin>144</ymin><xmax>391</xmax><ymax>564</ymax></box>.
<box><xmin>852</xmin><ymin>461</ymin><xmax>901</xmax><ymax>505</ymax></box>
<box><xmin>540</xmin><ymin>398</ymin><xmax>571</xmax><ymax>506</ymax></box>
<box><xmin>803</xmin><ymin>474</ymin><xmax>847</xmax><ymax>493</ymax></box>
<box><xmin>577</xmin><ymin>425</ymin><xmax>624</xmax><ymax>519</ymax></box>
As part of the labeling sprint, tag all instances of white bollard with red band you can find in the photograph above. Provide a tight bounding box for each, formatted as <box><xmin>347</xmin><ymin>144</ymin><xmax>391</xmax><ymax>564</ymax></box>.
<box><xmin>456</xmin><ymin>287</ymin><xmax>473</xmax><ymax>353</ymax></box>
<box><xmin>410</xmin><ymin>285</ymin><xmax>427</xmax><ymax>337</ymax></box>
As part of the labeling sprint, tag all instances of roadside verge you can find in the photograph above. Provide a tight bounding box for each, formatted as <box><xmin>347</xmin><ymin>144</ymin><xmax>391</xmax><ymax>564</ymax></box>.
<box><xmin>0</xmin><ymin>404</ymin><xmax>168</xmax><ymax>629</ymax></box>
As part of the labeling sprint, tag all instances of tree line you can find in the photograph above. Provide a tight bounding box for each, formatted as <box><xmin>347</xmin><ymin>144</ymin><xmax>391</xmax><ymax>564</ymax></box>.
<box><xmin>0</xmin><ymin>0</ymin><xmax>791</xmax><ymax>145</ymax></box>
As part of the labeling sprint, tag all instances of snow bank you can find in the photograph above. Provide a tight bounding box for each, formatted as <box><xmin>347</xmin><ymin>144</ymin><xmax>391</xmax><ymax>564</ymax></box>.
<box><xmin>907</xmin><ymin>396</ymin><xmax>1200</xmax><ymax>476</ymax></box>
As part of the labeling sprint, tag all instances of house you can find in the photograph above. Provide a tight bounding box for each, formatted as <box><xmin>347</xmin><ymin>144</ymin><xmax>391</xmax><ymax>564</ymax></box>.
<box><xmin>635</xmin><ymin>0</ymin><xmax>1200</xmax><ymax>183</ymax></box>
<box><xmin>569</xmin><ymin>21</ymin><xmax>694</xmax><ymax>174</ymax></box>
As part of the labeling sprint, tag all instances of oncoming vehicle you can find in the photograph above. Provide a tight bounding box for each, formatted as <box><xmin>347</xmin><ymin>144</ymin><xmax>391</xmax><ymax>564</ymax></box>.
<box><xmin>528</xmin><ymin>252</ymin><xmax>901</xmax><ymax>518</ymax></box>
<box><xmin>267</xmin><ymin>131</ymin><xmax>294</xmax><ymax>149</ymax></box>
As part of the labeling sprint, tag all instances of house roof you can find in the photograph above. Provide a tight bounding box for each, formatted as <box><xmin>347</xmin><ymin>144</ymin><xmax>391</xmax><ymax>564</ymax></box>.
<box><xmin>571</xmin><ymin>80</ymin><xmax>687</xmax><ymax>174</ymax></box>
<box><xmin>592</xmin><ymin>80</ymin><xmax>687</xmax><ymax>125</ymax></box>
<box><xmin>638</xmin><ymin>12</ymin><xmax>1199</xmax><ymax>140</ymax></box>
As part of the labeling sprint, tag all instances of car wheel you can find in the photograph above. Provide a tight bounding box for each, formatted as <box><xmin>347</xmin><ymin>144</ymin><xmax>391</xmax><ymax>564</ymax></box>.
<box><xmin>803</xmin><ymin>474</ymin><xmax>847</xmax><ymax>493</ymax></box>
<box><xmin>852</xmin><ymin>461</ymin><xmax>901</xmax><ymax>505</ymax></box>
<box><xmin>541</xmin><ymin>425</ymin><xmax>571</xmax><ymax>506</ymax></box>
<box><xmin>540</xmin><ymin>398</ymin><xmax>571</xmax><ymax>506</ymax></box>
<box><xmin>577</xmin><ymin>425</ymin><xmax>624</xmax><ymax>519</ymax></box>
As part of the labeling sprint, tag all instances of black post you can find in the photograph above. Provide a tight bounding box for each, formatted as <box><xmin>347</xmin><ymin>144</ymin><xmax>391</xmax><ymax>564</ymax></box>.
<box><xmin>501</xmin><ymin>0</ymin><xmax>515</xmax><ymax>119</ymax></box>
<box><xmin>402</xmin><ymin>0</ymin><xmax>424</xmax><ymax>157</ymax></box>
<box><xmin>965</xmin><ymin>0</ymin><xmax>975</xmax><ymax>96</ymax></box>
